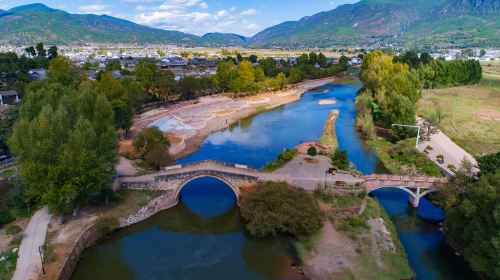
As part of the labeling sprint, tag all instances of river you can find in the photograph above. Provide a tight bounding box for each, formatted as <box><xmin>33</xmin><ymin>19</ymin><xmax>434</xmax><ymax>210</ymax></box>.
<box><xmin>72</xmin><ymin>83</ymin><xmax>475</xmax><ymax>279</ymax></box>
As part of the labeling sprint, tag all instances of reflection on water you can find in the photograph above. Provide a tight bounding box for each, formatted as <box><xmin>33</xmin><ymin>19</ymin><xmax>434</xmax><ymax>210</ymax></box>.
<box><xmin>72</xmin><ymin>177</ymin><xmax>298</xmax><ymax>280</ymax></box>
<box><xmin>371</xmin><ymin>189</ymin><xmax>477</xmax><ymax>280</ymax></box>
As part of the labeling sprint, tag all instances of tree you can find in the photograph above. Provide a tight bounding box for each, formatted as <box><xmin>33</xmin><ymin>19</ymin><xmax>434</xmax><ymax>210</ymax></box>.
<box><xmin>237</xmin><ymin>60</ymin><xmax>255</xmax><ymax>85</ymax></box>
<box><xmin>308</xmin><ymin>52</ymin><xmax>318</xmax><ymax>65</ymax></box>
<box><xmin>25</xmin><ymin>46</ymin><xmax>36</xmax><ymax>58</ymax></box>
<box><xmin>318</xmin><ymin>53</ymin><xmax>328</xmax><ymax>68</ymax></box>
<box><xmin>420</xmin><ymin>52</ymin><xmax>432</xmax><ymax>65</ymax></box>
<box><xmin>216</xmin><ymin>60</ymin><xmax>236</xmax><ymax>91</ymax></box>
<box><xmin>253</xmin><ymin>66</ymin><xmax>265</xmax><ymax>82</ymax></box>
<box><xmin>297</xmin><ymin>53</ymin><xmax>309</xmax><ymax>65</ymax></box>
<box><xmin>288</xmin><ymin>67</ymin><xmax>304</xmax><ymax>84</ymax></box>
<box><xmin>480</xmin><ymin>49</ymin><xmax>486</xmax><ymax>57</ymax></box>
<box><xmin>95</xmin><ymin>72</ymin><xmax>132</xmax><ymax>131</ymax></box>
<box><xmin>236</xmin><ymin>53</ymin><xmax>243</xmax><ymax>62</ymax></box>
<box><xmin>307</xmin><ymin>146</ymin><xmax>317</xmax><ymax>157</ymax></box>
<box><xmin>478</xmin><ymin>152</ymin><xmax>500</xmax><ymax>177</ymax></box>
<box><xmin>444</xmin><ymin>171</ymin><xmax>500</xmax><ymax>279</ymax></box>
<box><xmin>47</xmin><ymin>56</ymin><xmax>77</xmax><ymax>85</ymax></box>
<box><xmin>331</xmin><ymin>150</ymin><xmax>349</xmax><ymax>170</ymax></box>
<box><xmin>0</xmin><ymin>108</ymin><xmax>19</xmax><ymax>153</ymax></box>
<box><xmin>248</xmin><ymin>54</ymin><xmax>258</xmax><ymax>63</ymax></box>
<box><xmin>240</xmin><ymin>181</ymin><xmax>323</xmax><ymax>237</ymax></box>
<box><xmin>133</xmin><ymin>126</ymin><xmax>172</xmax><ymax>170</ymax></box>
<box><xmin>258</xmin><ymin>58</ymin><xmax>277</xmax><ymax>76</ymax></box>
<box><xmin>9</xmin><ymin>83</ymin><xmax>117</xmax><ymax>215</ymax></box>
<box><xmin>105</xmin><ymin>60</ymin><xmax>121</xmax><ymax>71</ymax></box>
<box><xmin>154</xmin><ymin>70</ymin><xmax>176</xmax><ymax>101</ymax></box>
<box><xmin>338</xmin><ymin>55</ymin><xmax>349</xmax><ymax>70</ymax></box>
<box><xmin>135</xmin><ymin>59</ymin><xmax>158</xmax><ymax>88</ymax></box>
<box><xmin>35</xmin><ymin>43</ymin><xmax>46</xmax><ymax>58</ymax></box>
<box><xmin>276</xmin><ymin>72</ymin><xmax>287</xmax><ymax>90</ymax></box>
<box><xmin>48</xmin><ymin>46</ymin><xmax>58</xmax><ymax>60</ymax></box>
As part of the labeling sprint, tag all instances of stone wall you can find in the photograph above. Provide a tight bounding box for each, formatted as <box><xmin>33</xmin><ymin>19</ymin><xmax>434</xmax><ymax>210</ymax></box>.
<box><xmin>57</xmin><ymin>224</ymin><xmax>100</xmax><ymax>280</ymax></box>
<box><xmin>119</xmin><ymin>190</ymin><xmax>178</xmax><ymax>227</ymax></box>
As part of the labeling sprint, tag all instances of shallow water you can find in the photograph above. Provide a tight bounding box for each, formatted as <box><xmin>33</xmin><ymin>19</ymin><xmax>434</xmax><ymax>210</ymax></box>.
<box><xmin>72</xmin><ymin>83</ymin><xmax>476</xmax><ymax>280</ymax></box>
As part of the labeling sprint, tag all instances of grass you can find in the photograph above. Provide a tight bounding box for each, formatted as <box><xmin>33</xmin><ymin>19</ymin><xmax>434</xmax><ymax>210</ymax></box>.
<box><xmin>366</xmin><ymin>138</ymin><xmax>441</xmax><ymax>176</ymax></box>
<box><xmin>105</xmin><ymin>189</ymin><xmax>163</xmax><ymax>218</ymax></box>
<box><xmin>0</xmin><ymin>250</ymin><xmax>18</xmax><ymax>280</ymax></box>
<box><xmin>261</xmin><ymin>149</ymin><xmax>297</xmax><ymax>172</ymax></box>
<box><xmin>417</xmin><ymin>75</ymin><xmax>500</xmax><ymax>156</ymax></box>
<box><xmin>340</xmin><ymin>198</ymin><xmax>415</xmax><ymax>280</ymax></box>
<box><xmin>314</xmin><ymin>188</ymin><xmax>364</xmax><ymax>209</ymax></box>
<box><xmin>294</xmin><ymin>230</ymin><xmax>322</xmax><ymax>260</ymax></box>
<box><xmin>317</xmin><ymin>110</ymin><xmax>339</xmax><ymax>151</ymax></box>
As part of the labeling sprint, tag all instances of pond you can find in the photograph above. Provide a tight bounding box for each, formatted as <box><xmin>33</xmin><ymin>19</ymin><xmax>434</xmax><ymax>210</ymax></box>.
<box><xmin>72</xmin><ymin>83</ymin><xmax>476</xmax><ymax>280</ymax></box>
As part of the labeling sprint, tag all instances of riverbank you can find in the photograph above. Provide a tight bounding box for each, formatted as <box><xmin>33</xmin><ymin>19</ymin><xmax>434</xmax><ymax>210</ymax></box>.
<box><xmin>121</xmin><ymin>77</ymin><xmax>336</xmax><ymax>159</ymax></box>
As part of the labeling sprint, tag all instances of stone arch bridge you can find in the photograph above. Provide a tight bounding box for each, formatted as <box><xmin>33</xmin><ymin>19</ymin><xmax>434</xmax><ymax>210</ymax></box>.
<box><xmin>120</xmin><ymin>160</ymin><xmax>447</xmax><ymax>207</ymax></box>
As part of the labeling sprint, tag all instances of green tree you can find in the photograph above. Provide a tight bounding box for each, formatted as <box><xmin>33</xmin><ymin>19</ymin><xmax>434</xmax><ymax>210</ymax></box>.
<box><xmin>478</xmin><ymin>152</ymin><xmax>500</xmax><ymax>177</ymax></box>
<box><xmin>154</xmin><ymin>70</ymin><xmax>176</xmax><ymax>101</ymax></box>
<box><xmin>105</xmin><ymin>60</ymin><xmax>121</xmax><ymax>71</ymax></box>
<box><xmin>216</xmin><ymin>60</ymin><xmax>236</xmax><ymax>92</ymax></box>
<box><xmin>240</xmin><ymin>181</ymin><xmax>323</xmax><ymax>237</ymax></box>
<box><xmin>307</xmin><ymin>146</ymin><xmax>317</xmax><ymax>157</ymax></box>
<box><xmin>0</xmin><ymin>108</ymin><xmax>19</xmax><ymax>153</ymax></box>
<box><xmin>444</xmin><ymin>172</ymin><xmax>500</xmax><ymax>279</ymax></box>
<box><xmin>237</xmin><ymin>60</ymin><xmax>255</xmax><ymax>85</ymax></box>
<box><xmin>420</xmin><ymin>52</ymin><xmax>432</xmax><ymax>65</ymax></box>
<box><xmin>133</xmin><ymin>126</ymin><xmax>172</xmax><ymax>170</ymax></box>
<box><xmin>297</xmin><ymin>53</ymin><xmax>309</xmax><ymax>65</ymax></box>
<box><xmin>9</xmin><ymin>83</ymin><xmax>117</xmax><ymax>215</ymax></box>
<box><xmin>48</xmin><ymin>46</ymin><xmax>58</xmax><ymax>60</ymax></box>
<box><xmin>248</xmin><ymin>54</ymin><xmax>258</xmax><ymax>63</ymax></box>
<box><xmin>95</xmin><ymin>72</ymin><xmax>132</xmax><ymax>131</ymax></box>
<box><xmin>258</xmin><ymin>58</ymin><xmax>277</xmax><ymax>76</ymax></box>
<box><xmin>47</xmin><ymin>56</ymin><xmax>78</xmax><ymax>85</ymax></box>
<box><xmin>288</xmin><ymin>67</ymin><xmax>304</xmax><ymax>83</ymax></box>
<box><xmin>135</xmin><ymin>59</ymin><xmax>158</xmax><ymax>89</ymax></box>
<box><xmin>35</xmin><ymin>43</ymin><xmax>46</xmax><ymax>58</ymax></box>
<box><xmin>253</xmin><ymin>66</ymin><xmax>265</xmax><ymax>82</ymax></box>
<box><xmin>25</xmin><ymin>46</ymin><xmax>36</xmax><ymax>58</ymax></box>
<box><xmin>331</xmin><ymin>150</ymin><xmax>349</xmax><ymax>170</ymax></box>
<box><xmin>276</xmin><ymin>72</ymin><xmax>287</xmax><ymax>90</ymax></box>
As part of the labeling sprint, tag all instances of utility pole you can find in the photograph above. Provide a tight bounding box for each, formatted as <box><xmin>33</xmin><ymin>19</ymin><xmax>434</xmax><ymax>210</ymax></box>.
<box><xmin>391</xmin><ymin>123</ymin><xmax>421</xmax><ymax>149</ymax></box>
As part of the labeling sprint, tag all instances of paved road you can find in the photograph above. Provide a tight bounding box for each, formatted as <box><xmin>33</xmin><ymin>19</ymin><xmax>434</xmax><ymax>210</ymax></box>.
<box><xmin>418</xmin><ymin>125</ymin><xmax>478</xmax><ymax>176</ymax></box>
<box><xmin>12</xmin><ymin>206</ymin><xmax>52</xmax><ymax>280</ymax></box>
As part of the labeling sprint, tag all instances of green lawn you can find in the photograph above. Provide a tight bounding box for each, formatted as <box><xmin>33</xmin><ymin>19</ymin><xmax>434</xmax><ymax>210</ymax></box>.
<box><xmin>417</xmin><ymin>77</ymin><xmax>500</xmax><ymax>157</ymax></box>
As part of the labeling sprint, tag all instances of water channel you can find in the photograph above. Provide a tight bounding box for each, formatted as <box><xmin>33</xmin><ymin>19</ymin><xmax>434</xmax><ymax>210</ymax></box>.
<box><xmin>72</xmin><ymin>83</ymin><xmax>476</xmax><ymax>279</ymax></box>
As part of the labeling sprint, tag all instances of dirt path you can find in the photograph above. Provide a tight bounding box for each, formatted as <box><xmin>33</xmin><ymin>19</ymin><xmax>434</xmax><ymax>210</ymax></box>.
<box><xmin>303</xmin><ymin>222</ymin><xmax>356</xmax><ymax>279</ymax></box>
<box><xmin>12</xmin><ymin>206</ymin><xmax>52</xmax><ymax>280</ymax></box>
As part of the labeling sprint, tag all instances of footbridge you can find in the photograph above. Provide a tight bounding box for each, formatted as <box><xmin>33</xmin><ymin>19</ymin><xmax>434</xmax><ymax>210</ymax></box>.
<box><xmin>120</xmin><ymin>160</ymin><xmax>447</xmax><ymax>207</ymax></box>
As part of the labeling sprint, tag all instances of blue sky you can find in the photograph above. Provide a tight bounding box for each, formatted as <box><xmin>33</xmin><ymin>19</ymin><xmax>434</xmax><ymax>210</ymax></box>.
<box><xmin>0</xmin><ymin>0</ymin><xmax>359</xmax><ymax>36</ymax></box>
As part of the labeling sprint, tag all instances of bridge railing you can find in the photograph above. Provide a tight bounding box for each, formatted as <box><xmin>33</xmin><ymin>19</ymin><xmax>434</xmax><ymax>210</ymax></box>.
<box><xmin>170</xmin><ymin>160</ymin><xmax>259</xmax><ymax>172</ymax></box>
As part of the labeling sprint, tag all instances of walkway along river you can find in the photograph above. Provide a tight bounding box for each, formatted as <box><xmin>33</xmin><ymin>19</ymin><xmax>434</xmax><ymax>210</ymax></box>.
<box><xmin>72</xmin><ymin>83</ymin><xmax>476</xmax><ymax>279</ymax></box>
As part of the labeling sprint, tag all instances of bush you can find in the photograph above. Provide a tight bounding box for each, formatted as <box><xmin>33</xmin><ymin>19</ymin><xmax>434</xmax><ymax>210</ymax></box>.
<box><xmin>94</xmin><ymin>216</ymin><xmax>119</xmax><ymax>237</ymax></box>
<box><xmin>5</xmin><ymin>225</ymin><xmax>22</xmax><ymax>236</ymax></box>
<box><xmin>262</xmin><ymin>149</ymin><xmax>297</xmax><ymax>172</ymax></box>
<box><xmin>240</xmin><ymin>181</ymin><xmax>323</xmax><ymax>238</ymax></box>
<box><xmin>307</xmin><ymin>146</ymin><xmax>317</xmax><ymax>157</ymax></box>
<box><xmin>331</xmin><ymin>150</ymin><xmax>349</xmax><ymax>170</ymax></box>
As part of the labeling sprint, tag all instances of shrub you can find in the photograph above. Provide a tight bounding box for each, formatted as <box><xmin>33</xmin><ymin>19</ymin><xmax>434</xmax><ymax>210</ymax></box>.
<box><xmin>94</xmin><ymin>216</ymin><xmax>119</xmax><ymax>237</ymax></box>
<box><xmin>240</xmin><ymin>181</ymin><xmax>323</xmax><ymax>238</ymax></box>
<box><xmin>307</xmin><ymin>146</ymin><xmax>317</xmax><ymax>157</ymax></box>
<box><xmin>5</xmin><ymin>225</ymin><xmax>22</xmax><ymax>236</ymax></box>
<box><xmin>331</xmin><ymin>150</ymin><xmax>349</xmax><ymax>170</ymax></box>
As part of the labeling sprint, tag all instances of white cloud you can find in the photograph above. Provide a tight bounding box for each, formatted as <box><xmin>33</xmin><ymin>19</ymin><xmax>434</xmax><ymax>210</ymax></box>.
<box><xmin>240</xmin><ymin>8</ymin><xmax>257</xmax><ymax>16</ymax></box>
<box><xmin>79</xmin><ymin>5</ymin><xmax>110</xmax><ymax>14</ymax></box>
<box><xmin>130</xmin><ymin>0</ymin><xmax>260</xmax><ymax>36</ymax></box>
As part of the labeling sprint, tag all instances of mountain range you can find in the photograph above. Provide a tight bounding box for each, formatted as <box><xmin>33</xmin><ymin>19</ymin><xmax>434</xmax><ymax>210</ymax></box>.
<box><xmin>0</xmin><ymin>1</ymin><xmax>498</xmax><ymax>47</ymax></box>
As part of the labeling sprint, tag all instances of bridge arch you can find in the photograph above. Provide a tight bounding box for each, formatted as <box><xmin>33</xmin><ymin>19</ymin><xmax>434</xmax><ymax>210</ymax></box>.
<box><xmin>174</xmin><ymin>174</ymin><xmax>240</xmax><ymax>203</ymax></box>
